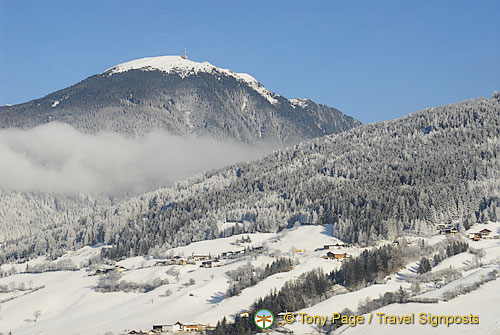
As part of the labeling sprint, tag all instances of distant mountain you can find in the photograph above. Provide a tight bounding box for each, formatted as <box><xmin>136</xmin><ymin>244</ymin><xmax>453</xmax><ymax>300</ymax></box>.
<box><xmin>0</xmin><ymin>56</ymin><xmax>360</xmax><ymax>145</ymax></box>
<box><xmin>3</xmin><ymin>93</ymin><xmax>499</xmax><ymax>262</ymax></box>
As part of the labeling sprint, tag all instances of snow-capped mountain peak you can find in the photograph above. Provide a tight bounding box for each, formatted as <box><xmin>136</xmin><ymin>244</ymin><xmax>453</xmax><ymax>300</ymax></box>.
<box><xmin>105</xmin><ymin>55</ymin><xmax>278</xmax><ymax>104</ymax></box>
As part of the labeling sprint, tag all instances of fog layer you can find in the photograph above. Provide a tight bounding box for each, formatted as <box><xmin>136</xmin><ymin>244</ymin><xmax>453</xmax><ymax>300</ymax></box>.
<box><xmin>0</xmin><ymin>123</ymin><xmax>273</xmax><ymax>194</ymax></box>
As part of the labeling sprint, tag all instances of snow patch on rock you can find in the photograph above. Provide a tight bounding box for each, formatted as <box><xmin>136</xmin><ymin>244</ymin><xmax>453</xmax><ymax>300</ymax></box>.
<box><xmin>290</xmin><ymin>98</ymin><xmax>309</xmax><ymax>109</ymax></box>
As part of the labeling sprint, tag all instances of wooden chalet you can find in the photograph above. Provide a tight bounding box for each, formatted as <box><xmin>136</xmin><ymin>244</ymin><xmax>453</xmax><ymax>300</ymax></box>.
<box><xmin>324</xmin><ymin>252</ymin><xmax>350</xmax><ymax>260</ymax></box>
<box><xmin>480</xmin><ymin>228</ymin><xmax>492</xmax><ymax>237</ymax></box>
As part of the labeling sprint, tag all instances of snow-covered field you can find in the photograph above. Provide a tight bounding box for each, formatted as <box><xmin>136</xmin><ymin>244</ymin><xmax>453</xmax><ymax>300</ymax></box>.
<box><xmin>2</xmin><ymin>223</ymin><xmax>500</xmax><ymax>334</ymax></box>
<box><xmin>0</xmin><ymin>225</ymin><xmax>354</xmax><ymax>334</ymax></box>
<box><xmin>337</xmin><ymin>276</ymin><xmax>500</xmax><ymax>335</ymax></box>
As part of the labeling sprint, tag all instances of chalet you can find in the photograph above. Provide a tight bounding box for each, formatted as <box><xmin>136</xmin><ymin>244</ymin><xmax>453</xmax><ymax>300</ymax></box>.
<box><xmin>94</xmin><ymin>265</ymin><xmax>115</xmax><ymax>275</ymax></box>
<box><xmin>483</xmin><ymin>232</ymin><xmax>499</xmax><ymax>240</ymax></box>
<box><xmin>324</xmin><ymin>252</ymin><xmax>351</xmax><ymax>261</ymax></box>
<box><xmin>155</xmin><ymin>260</ymin><xmax>170</xmax><ymax>266</ymax></box>
<box><xmin>167</xmin><ymin>258</ymin><xmax>187</xmax><ymax>266</ymax></box>
<box><xmin>184</xmin><ymin>323</ymin><xmax>201</xmax><ymax>332</ymax></box>
<box><xmin>191</xmin><ymin>254</ymin><xmax>210</xmax><ymax>261</ymax></box>
<box><xmin>115</xmin><ymin>265</ymin><xmax>128</xmax><ymax>273</ymax></box>
<box><xmin>252</xmin><ymin>246</ymin><xmax>264</xmax><ymax>252</ymax></box>
<box><xmin>323</xmin><ymin>242</ymin><xmax>345</xmax><ymax>250</ymax></box>
<box><xmin>170</xmin><ymin>258</ymin><xmax>186</xmax><ymax>266</ymax></box>
<box><xmin>392</xmin><ymin>240</ymin><xmax>400</xmax><ymax>247</ymax></box>
<box><xmin>439</xmin><ymin>228</ymin><xmax>458</xmax><ymax>236</ymax></box>
<box><xmin>152</xmin><ymin>321</ymin><xmax>182</xmax><ymax>333</ymax></box>
<box><xmin>480</xmin><ymin>229</ymin><xmax>492</xmax><ymax>237</ymax></box>
<box><xmin>239</xmin><ymin>311</ymin><xmax>250</xmax><ymax>318</ymax></box>
<box><xmin>201</xmin><ymin>260</ymin><xmax>222</xmax><ymax>268</ymax></box>
<box><xmin>221</xmin><ymin>251</ymin><xmax>233</xmax><ymax>258</ymax></box>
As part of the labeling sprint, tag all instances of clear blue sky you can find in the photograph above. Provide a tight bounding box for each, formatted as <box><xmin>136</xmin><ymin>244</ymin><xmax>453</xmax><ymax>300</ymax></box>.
<box><xmin>1</xmin><ymin>1</ymin><xmax>499</xmax><ymax>123</ymax></box>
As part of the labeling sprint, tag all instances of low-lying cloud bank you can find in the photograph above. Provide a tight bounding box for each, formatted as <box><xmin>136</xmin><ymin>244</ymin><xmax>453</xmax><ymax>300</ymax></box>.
<box><xmin>0</xmin><ymin>123</ymin><xmax>273</xmax><ymax>194</ymax></box>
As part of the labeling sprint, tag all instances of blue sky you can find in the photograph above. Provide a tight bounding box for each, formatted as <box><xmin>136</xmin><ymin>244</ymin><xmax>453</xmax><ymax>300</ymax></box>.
<box><xmin>1</xmin><ymin>1</ymin><xmax>499</xmax><ymax>123</ymax></box>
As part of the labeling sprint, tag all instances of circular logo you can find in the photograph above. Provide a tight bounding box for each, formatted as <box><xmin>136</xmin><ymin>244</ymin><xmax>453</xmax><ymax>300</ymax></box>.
<box><xmin>254</xmin><ymin>309</ymin><xmax>274</xmax><ymax>329</ymax></box>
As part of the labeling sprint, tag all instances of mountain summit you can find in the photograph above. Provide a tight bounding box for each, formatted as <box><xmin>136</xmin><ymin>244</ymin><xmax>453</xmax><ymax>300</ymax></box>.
<box><xmin>0</xmin><ymin>55</ymin><xmax>360</xmax><ymax>145</ymax></box>
<box><xmin>105</xmin><ymin>55</ymin><xmax>278</xmax><ymax>104</ymax></box>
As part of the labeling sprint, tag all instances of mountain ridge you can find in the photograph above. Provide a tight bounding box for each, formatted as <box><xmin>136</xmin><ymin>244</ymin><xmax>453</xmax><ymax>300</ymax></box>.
<box><xmin>0</xmin><ymin>55</ymin><xmax>360</xmax><ymax>145</ymax></box>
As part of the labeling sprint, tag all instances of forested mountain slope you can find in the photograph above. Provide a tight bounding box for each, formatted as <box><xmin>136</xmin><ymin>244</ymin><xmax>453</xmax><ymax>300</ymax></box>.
<box><xmin>0</xmin><ymin>56</ymin><xmax>359</xmax><ymax>146</ymax></box>
<box><xmin>2</xmin><ymin>93</ymin><xmax>500</xmax><ymax>262</ymax></box>
<box><xmin>0</xmin><ymin>56</ymin><xmax>359</xmax><ymax>250</ymax></box>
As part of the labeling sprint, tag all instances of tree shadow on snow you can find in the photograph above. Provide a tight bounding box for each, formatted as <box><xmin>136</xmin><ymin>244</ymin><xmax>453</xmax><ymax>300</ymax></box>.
<box><xmin>321</xmin><ymin>224</ymin><xmax>334</xmax><ymax>236</ymax></box>
<box><xmin>207</xmin><ymin>291</ymin><xmax>226</xmax><ymax>304</ymax></box>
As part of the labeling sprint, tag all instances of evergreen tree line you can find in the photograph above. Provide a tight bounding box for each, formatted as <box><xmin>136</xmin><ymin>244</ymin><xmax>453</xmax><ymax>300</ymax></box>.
<box><xmin>430</xmin><ymin>240</ymin><xmax>469</xmax><ymax>269</ymax></box>
<box><xmin>211</xmin><ymin>244</ymin><xmax>418</xmax><ymax>335</ymax></box>
<box><xmin>226</xmin><ymin>258</ymin><xmax>294</xmax><ymax>297</ymax></box>
<box><xmin>96</xmin><ymin>271</ymin><xmax>169</xmax><ymax>293</ymax></box>
<box><xmin>418</xmin><ymin>257</ymin><xmax>432</xmax><ymax>274</ymax></box>
<box><xmin>329</xmin><ymin>245</ymin><xmax>404</xmax><ymax>288</ymax></box>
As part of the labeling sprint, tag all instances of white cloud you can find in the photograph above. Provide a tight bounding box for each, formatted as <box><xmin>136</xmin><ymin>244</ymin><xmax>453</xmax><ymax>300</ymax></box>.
<box><xmin>0</xmin><ymin>123</ymin><xmax>273</xmax><ymax>194</ymax></box>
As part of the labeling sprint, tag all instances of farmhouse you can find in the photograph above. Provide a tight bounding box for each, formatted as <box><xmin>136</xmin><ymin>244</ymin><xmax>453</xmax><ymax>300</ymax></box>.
<box><xmin>184</xmin><ymin>323</ymin><xmax>202</xmax><ymax>332</ymax></box>
<box><xmin>480</xmin><ymin>228</ymin><xmax>492</xmax><ymax>237</ymax></box>
<box><xmin>201</xmin><ymin>260</ymin><xmax>222</xmax><ymax>268</ymax></box>
<box><xmin>93</xmin><ymin>265</ymin><xmax>115</xmax><ymax>275</ymax></box>
<box><xmin>324</xmin><ymin>252</ymin><xmax>351</xmax><ymax>261</ymax></box>
<box><xmin>190</xmin><ymin>254</ymin><xmax>210</xmax><ymax>261</ymax></box>
<box><xmin>115</xmin><ymin>265</ymin><xmax>128</xmax><ymax>273</ymax></box>
<box><xmin>323</xmin><ymin>242</ymin><xmax>345</xmax><ymax>250</ymax></box>
<box><xmin>467</xmin><ymin>228</ymin><xmax>499</xmax><ymax>241</ymax></box>
<box><xmin>439</xmin><ymin>228</ymin><xmax>458</xmax><ymax>236</ymax></box>
<box><xmin>152</xmin><ymin>321</ymin><xmax>183</xmax><ymax>333</ymax></box>
<box><xmin>221</xmin><ymin>251</ymin><xmax>233</xmax><ymax>258</ymax></box>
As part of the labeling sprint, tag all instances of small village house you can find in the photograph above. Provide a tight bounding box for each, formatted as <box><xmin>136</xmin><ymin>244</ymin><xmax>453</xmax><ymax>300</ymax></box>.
<box><xmin>183</xmin><ymin>323</ymin><xmax>202</xmax><ymax>332</ymax></box>
<box><xmin>155</xmin><ymin>260</ymin><xmax>170</xmax><ymax>266</ymax></box>
<box><xmin>480</xmin><ymin>228</ymin><xmax>492</xmax><ymax>237</ymax></box>
<box><xmin>323</xmin><ymin>242</ymin><xmax>345</xmax><ymax>250</ymax></box>
<box><xmin>201</xmin><ymin>260</ymin><xmax>222</xmax><ymax>268</ymax></box>
<box><xmin>324</xmin><ymin>252</ymin><xmax>350</xmax><ymax>261</ymax></box>
<box><xmin>152</xmin><ymin>321</ymin><xmax>183</xmax><ymax>333</ymax></box>
<box><xmin>190</xmin><ymin>254</ymin><xmax>210</xmax><ymax>261</ymax></box>
<box><xmin>115</xmin><ymin>265</ymin><xmax>128</xmax><ymax>273</ymax></box>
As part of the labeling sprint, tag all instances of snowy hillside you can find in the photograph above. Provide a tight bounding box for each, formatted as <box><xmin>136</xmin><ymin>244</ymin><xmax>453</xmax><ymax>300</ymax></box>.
<box><xmin>3</xmin><ymin>223</ymin><xmax>499</xmax><ymax>334</ymax></box>
<box><xmin>0</xmin><ymin>225</ymin><xmax>360</xmax><ymax>334</ymax></box>
<box><xmin>282</xmin><ymin>222</ymin><xmax>500</xmax><ymax>335</ymax></box>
